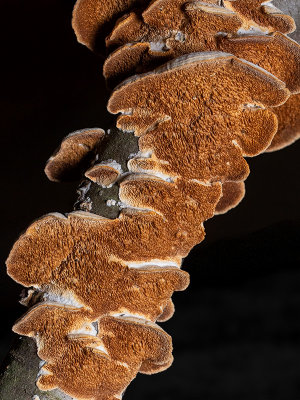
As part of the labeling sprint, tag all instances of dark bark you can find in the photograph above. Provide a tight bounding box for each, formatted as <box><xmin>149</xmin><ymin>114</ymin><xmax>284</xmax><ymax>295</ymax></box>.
<box><xmin>75</xmin><ymin>127</ymin><xmax>139</xmax><ymax>219</ymax></box>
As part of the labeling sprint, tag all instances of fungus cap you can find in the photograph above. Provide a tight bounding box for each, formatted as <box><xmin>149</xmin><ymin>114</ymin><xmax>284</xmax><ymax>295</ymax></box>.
<box><xmin>215</xmin><ymin>181</ymin><xmax>245</xmax><ymax>215</ymax></box>
<box><xmin>85</xmin><ymin>163</ymin><xmax>121</xmax><ymax>186</ymax></box>
<box><xmin>45</xmin><ymin>128</ymin><xmax>105</xmax><ymax>182</ymax></box>
<box><xmin>104</xmin><ymin>3</ymin><xmax>299</xmax><ymax>91</ymax></box>
<box><xmin>267</xmin><ymin>93</ymin><xmax>300</xmax><ymax>152</ymax></box>
<box><xmin>14</xmin><ymin>304</ymin><xmax>173</xmax><ymax>399</ymax></box>
<box><xmin>7</xmin><ymin>176</ymin><xmax>222</xmax><ymax>323</ymax></box>
<box><xmin>72</xmin><ymin>0</ymin><xmax>148</xmax><ymax>51</ymax></box>
<box><xmin>108</xmin><ymin>52</ymin><xmax>289</xmax><ymax>184</ymax></box>
<box><xmin>223</xmin><ymin>0</ymin><xmax>296</xmax><ymax>34</ymax></box>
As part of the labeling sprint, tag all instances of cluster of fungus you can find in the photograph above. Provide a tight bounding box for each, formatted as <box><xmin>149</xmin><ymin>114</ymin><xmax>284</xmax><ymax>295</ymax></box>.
<box><xmin>6</xmin><ymin>1</ymin><xmax>300</xmax><ymax>399</ymax></box>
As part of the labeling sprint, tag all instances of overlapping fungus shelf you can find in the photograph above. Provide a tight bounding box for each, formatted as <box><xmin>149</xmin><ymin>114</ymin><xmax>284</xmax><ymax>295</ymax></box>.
<box><xmin>5</xmin><ymin>1</ymin><xmax>299</xmax><ymax>399</ymax></box>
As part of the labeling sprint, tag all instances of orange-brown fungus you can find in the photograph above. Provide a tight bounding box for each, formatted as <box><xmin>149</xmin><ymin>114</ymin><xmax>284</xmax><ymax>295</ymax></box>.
<box><xmin>215</xmin><ymin>181</ymin><xmax>245</xmax><ymax>215</ymax></box>
<box><xmin>223</xmin><ymin>0</ymin><xmax>296</xmax><ymax>34</ymax></box>
<box><xmin>72</xmin><ymin>0</ymin><xmax>222</xmax><ymax>52</ymax></box>
<box><xmin>7</xmin><ymin>175</ymin><xmax>220</xmax><ymax>322</ymax></box>
<box><xmin>157</xmin><ymin>298</ymin><xmax>175</xmax><ymax>322</ymax></box>
<box><xmin>45</xmin><ymin>128</ymin><xmax>104</xmax><ymax>182</ymax></box>
<box><xmin>105</xmin><ymin>0</ymin><xmax>227</xmax><ymax>49</ymax></box>
<box><xmin>108</xmin><ymin>53</ymin><xmax>289</xmax><ymax>184</ymax></box>
<box><xmin>85</xmin><ymin>164</ymin><xmax>121</xmax><ymax>186</ymax></box>
<box><xmin>267</xmin><ymin>93</ymin><xmax>300</xmax><ymax>152</ymax></box>
<box><xmin>103</xmin><ymin>2</ymin><xmax>299</xmax><ymax>155</ymax></box>
<box><xmin>13</xmin><ymin>304</ymin><xmax>172</xmax><ymax>400</ymax></box>
<box><xmin>218</xmin><ymin>33</ymin><xmax>300</xmax><ymax>94</ymax></box>
<box><xmin>103</xmin><ymin>43</ymin><xmax>173</xmax><ymax>88</ymax></box>
<box><xmin>8</xmin><ymin>1</ymin><xmax>299</xmax><ymax>398</ymax></box>
<box><xmin>104</xmin><ymin>4</ymin><xmax>300</xmax><ymax>91</ymax></box>
<box><xmin>72</xmin><ymin>0</ymin><xmax>149</xmax><ymax>51</ymax></box>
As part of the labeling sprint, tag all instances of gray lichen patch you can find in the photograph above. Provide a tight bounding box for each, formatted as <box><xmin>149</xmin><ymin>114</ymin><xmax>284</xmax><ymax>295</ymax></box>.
<box><xmin>97</xmin><ymin>126</ymin><xmax>139</xmax><ymax>173</ymax></box>
<box><xmin>77</xmin><ymin>180</ymin><xmax>121</xmax><ymax>219</ymax></box>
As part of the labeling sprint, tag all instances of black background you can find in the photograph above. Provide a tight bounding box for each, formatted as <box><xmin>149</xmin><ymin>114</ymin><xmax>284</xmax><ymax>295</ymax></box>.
<box><xmin>0</xmin><ymin>1</ymin><xmax>300</xmax><ymax>399</ymax></box>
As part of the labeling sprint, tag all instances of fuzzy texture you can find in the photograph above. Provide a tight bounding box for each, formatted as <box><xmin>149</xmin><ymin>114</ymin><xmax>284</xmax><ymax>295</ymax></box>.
<box><xmin>109</xmin><ymin>53</ymin><xmax>289</xmax><ymax>184</ymax></box>
<box><xmin>103</xmin><ymin>2</ymin><xmax>300</xmax><ymax>157</ymax></box>
<box><xmin>103</xmin><ymin>3</ymin><xmax>300</xmax><ymax>157</ymax></box>
<box><xmin>7</xmin><ymin>52</ymin><xmax>291</xmax><ymax>399</ymax></box>
<box><xmin>104</xmin><ymin>26</ymin><xmax>300</xmax><ymax>91</ymax></box>
<box><xmin>104</xmin><ymin>1</ymin><xmax>299</xmax><ymax>87</ymax></box>
<box><xmin>215</xmin><ymin>181</ymin><xmax>246</xmax><ymax>215</ymax></box>
<box><xmin>72</xmin><ymin>0</ymin><xmax>221</xmax><ymax>52</ymax></box>
<box><xmin>85</xmin><ymin>164</ymin><xmax>121</xmax><ymax>186</ymax></box>
<box><xmin>13</xmin><ymin>304</ymin><xmax>173</xmax><ymax>400</ymax></box>
<box><xmin>7</xmin><ymin>178</ymin><xmax>219</xmax><ymax>317</ymax></box>
<box><xmin>7</xmin><ymin>175</ymin><xmax>220</xmax><ymax>398</ymax></box>
<box><xmin>267</xmin><ymin>93</ymin><xmax>300</xmax><ymax>152</ymax></box>
<box><xmin>224</xmin><ymin>0</ymin><xmax>296</xmax><ymax>34</ymax></box>
<box><xmin>72</xmin><ymin>0</ymin><xmax>149</xmax><ymax>51</ymax></box>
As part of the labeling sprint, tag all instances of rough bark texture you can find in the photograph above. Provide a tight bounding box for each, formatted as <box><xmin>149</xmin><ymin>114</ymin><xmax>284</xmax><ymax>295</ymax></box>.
<box><xmin>0</xmin><ymin>1</ymin><xmax>299</xmax><ymax>399</ymax></box>
<box><xmin>75</xmin><ymin>127</ymin><xmax>139</xmax><ymax>219</ymax></box>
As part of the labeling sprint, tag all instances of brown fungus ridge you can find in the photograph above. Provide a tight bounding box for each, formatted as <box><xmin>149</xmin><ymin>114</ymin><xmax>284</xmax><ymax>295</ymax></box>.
<box><xmin>215</xmin><ymin>181</ymin><xmax>245</xmax><ymax>215</ymax></box>
<box><xmin>105</xmin><ymin>0</ymin><xmax>226</xmax><ymax>49</ymax></box>
<box><xmin>72</xmin><ymin>0</ymin><xmax>222</xmax><ymax>52</ymax></box>
<box><xmin>104</xmin><ymin>42</ymin><xmax>173</xmax><ymax>88</ymax></box>
<box><xmin>122</xmin><ymin>172</ymin><xmax>244</xmax><ymax>221</ymax></box>
<box><xmin>217</xmin><ymin>33</ymin><xmax>300</xmax><ymax>94</ymax></box>
<box><xmin>13</xmin><ymin>304</ymin><xmax>173</xmax><ymax>400</ymax></box>
<box><xmin>45</xmin><ymin>128</ymin><xmax>105</xmax><ymax>182</ymax></box>
<box><xmin>85</xmin><ymin>163</ymin><xmax>121</xmax><ymax>186</ymax></box>
<box><xmin>104</xmin><ymin>4</ymin><xmax>300</xmax><ymax>92</ymax></box>
<box><xmin>13</xmin><ymin>304</ymin><xmax>95</xmax><ymax>360</ymax></box>
<box><xmin>100</xmin><ymin>315</ymin><xmax>173</xmax><ymax>375</ymax></box>
<box><xmin>223</xmin><ymin>0</ymin><xmax>296</xmax><ymax>34</ymax></box>
<box><xmin>267</xmin><ymin>93</ymin><xmax>300</xmax><ymax>152</ymax></box>
<box><xmin>72</xmin><ymin>0</ymin><xmax>151</xmax><ymax>52</ymax></box>
<box><xmin>157</xmin><ymin>298</ymin><xmax>175</xmax><ymax>322</ymax></box>
<box><xmin>218</xmin><ymin>34</ymin><xmax>300</xmax><ymax>152</ymax></box>
<box><xmin>108</xmin><ymin>53</ymin><xmax>289</xmax><ymax>184</ymax></box>
<box><xmin>6</xmin><ymin>177</ymin><xmax>220</xmax><ymax>322</ymax></box>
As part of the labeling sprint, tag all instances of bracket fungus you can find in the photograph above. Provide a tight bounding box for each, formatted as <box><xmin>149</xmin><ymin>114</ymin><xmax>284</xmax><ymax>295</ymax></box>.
<box><xmin>214</xmin><ymin>181</ymin><xmax>246</xmax><ymax>215</ymax></box>
<box><xmin>13</xmin><ymin>304</ymin><xmax>173</xmax><ymax>400</ymax></box>
<box><xmin>267</xmin><ymin>93</ymin><xmax>300</xmax><ymax>152</ymax></box>
<box><xmin>103</xmin><ymin>1</ymin><xmax>300</xmax><ymax>154</ymax></box>
<box><xmin>85</xmin><ymin>163</ymin><xmax>122</xmax><ymax>187</ymax></box>
<box><xmin>108</xmin><ymin>52</ymin><xmax>289</xmax><ymax>184</ymax></box>
<box><xmin>4</xmin><ymin>1</ymin><xmax>300</xmax><ymax>399</ymax></box>
<box><xmin>223</xmin><ymin>0</ymin><xmax>296</xmax><ymax>34</ymax></box>
<box><xmin>72</xmin><ymin>0</ymin><xmax>149</xmax><ymax>52</ymax></box>
<box><xmin>45</xmin><ymin>128</ymin><xmax>105</xmax><ymax>182</ymax></box>
<box><xmin>103</xmin><ymin>0</ymin><xmax>297</xmax><ymax>77</ymax></box>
